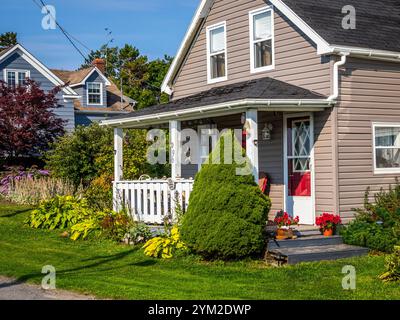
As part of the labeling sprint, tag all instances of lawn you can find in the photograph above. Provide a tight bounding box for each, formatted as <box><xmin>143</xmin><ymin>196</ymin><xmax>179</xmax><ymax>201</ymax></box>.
<box><xmin>0</xmin><ymin>202</ymin><xmax>399</xmax><ymax>300</ymax></box>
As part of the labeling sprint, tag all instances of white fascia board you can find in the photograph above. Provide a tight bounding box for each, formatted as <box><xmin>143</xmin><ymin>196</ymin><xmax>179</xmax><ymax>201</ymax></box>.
<box><xmin>269</xmin><ymin>0</ymin><xmax>330</xmax><ymax>54</ymax></box>
<box><xmin>69</xmin><ymin>67</ymin><xmax>111</xmax><ymax>87</ymax></box>
<box><xmin>100</xmin><ymin>98</ymin><xmax>332</xmax><ymax>127</ymax></box>
<box><xmin>0</xmin><ymin>44</ymin><xmax>78</xmax><ymax>96</ymax></box>
<box><xmin>161</xmin><ymin>0</ymin><xmax>214</xmax><ymax>94</ymax></box>
<box><xmin>322</xmin><ymin>45</ymin><xmax>400</xmax><ymax>62</ymax></box>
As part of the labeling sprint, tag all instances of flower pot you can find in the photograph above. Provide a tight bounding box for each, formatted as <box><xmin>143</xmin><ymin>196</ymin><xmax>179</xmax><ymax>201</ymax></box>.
<box><xmin>276</xmin><ymin>228</ymin><xmax>293</xmax><ymax>240</ymax></box>
<box><xmin>323</xmin><ymin>228</ymin><xmax>333</xmax><ymax>237</ymax></box>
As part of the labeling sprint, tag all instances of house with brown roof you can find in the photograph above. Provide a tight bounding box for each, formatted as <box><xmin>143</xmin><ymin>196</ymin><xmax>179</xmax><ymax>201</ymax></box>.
<box><xmin>0</xmin><ymin>44</ymin><xmax>135</xmax><ymax>130</ymax></box>
<box><xmin>101</xmin><ymin>0</ymin><xmax>400</xmax><ymax>229</ymax></box>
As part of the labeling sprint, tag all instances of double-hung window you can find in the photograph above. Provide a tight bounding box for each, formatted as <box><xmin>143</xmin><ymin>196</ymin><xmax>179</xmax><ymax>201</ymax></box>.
<box><xmin>206</xmin><ymin>22</ymin><xmax>227</xmax><ymax>83</ymax></box>
<box><xmin>249</xmin><ymin>7</ymin><xmax>274</xmax><ymax>73</ymax></box>
<box><xmin>87</xmin><ymin>82</ymin><xmax>103</xmax><ymax>105</ymax></box>
<box><xmin>373</xmin><ymin>123</ymin><xmax>400</xmax><ymax>173</ymax></box>
<box><xmin>4</xmin><ymin>69</ymin><xmax>29</xmax><ymax>87</ymax></box>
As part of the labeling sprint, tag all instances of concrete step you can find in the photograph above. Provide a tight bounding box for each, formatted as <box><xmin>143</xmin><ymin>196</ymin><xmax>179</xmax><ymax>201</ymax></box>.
<box><xmin>269</xmin><ymin>244</ymin><xmax>369</xmax><ymax>265</ymax></box>
<box><xmin>268</xmin><ymin>235</ymin><xmax>343</xmax><ymax>250</ymax></box>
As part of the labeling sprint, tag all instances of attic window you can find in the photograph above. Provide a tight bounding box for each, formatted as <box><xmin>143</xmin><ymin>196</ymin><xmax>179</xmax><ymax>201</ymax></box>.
<box><xmin>206</xmin><ymin>22</ymin><xmax>227</xmax><ymax>83</ymax></box>
<box><xmin>4</xmin><ymin>69</ymin><xmax>29</xmax><ymax>87</ymax></box>
<box><xmin>250</xmin><ymin>7</ymin><xmax>274</xmax><ymax>73</ymax></box>
<box><xmin>87</xmin><ymin>82</ymin><xmax>102</xmax><ymax>105</ymax></box>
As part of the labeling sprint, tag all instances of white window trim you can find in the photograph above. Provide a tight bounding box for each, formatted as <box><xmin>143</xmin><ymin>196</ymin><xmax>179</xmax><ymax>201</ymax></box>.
<box><xmin>86</xmin><ymin>82</ymin><xmax>103</xmax><ymax>106</ymax></box>
<box><xmin>372</xmin><ymin>122</ymin><xmax>400</xmax><ymax>174</ymax></box>
<box><xmin>3</xmin><ymin>69</ymin><xmax>30</xmax><ymax>85</ymax></box>
<box><xmin>249</xmin><ymin>6</ymin><xmax>275</xmax><ymax>74</ymax></box>
<box><xmin>206</xmin><ymin>21</ymin><xmax>228</xmax><ymax>84</ymax></box>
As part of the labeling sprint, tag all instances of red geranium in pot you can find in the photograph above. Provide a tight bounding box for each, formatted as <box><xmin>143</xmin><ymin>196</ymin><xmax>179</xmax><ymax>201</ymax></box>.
<box><xmin>274</xmin><ymin>211</ymin><xmax>300</xmax><ymax>240</ymax></box>
<box><xmin>316</xmin><ymin>213</ymin><xmax>342</xmax><ymax>236</ymax></box>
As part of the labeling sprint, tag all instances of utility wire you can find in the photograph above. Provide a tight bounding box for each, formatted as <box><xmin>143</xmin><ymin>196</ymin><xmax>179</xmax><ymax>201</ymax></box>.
<box><xmin>31</xmin><ymin>0</ymin><xmax>89</xmax><ymax>60</ymax></box>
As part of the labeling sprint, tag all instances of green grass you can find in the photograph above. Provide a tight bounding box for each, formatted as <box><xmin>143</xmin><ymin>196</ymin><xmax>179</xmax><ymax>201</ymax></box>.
<box><xmin>0</xmin><ymin>202</ymin><xmax>399</xmax><ymax>300</ymax></box>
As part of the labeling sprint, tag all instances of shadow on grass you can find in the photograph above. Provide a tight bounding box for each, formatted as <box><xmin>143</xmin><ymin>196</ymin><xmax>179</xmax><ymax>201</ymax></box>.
<box><xmin>1</xmin><ymin>248</ymin><xmax>151</xmax><ymax>290</ymax></box>
<box><xmin>0</xmin><ymin>208</ymin><xmax>32</xmax><ymax>218</ymax></box>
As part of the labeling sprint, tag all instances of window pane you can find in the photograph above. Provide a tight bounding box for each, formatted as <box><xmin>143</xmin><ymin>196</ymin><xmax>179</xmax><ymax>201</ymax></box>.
<box><xmin>18</xmin><ymin>72</ymin><xmax>26</xmax><ymax>86</ymax></box>
<box><xmin>210</xmin><ymin>26</ymin><xmax>225</xmax><ymax>54</ymax></box>
<box><xmin>211</xmin><ymin>53</ymin><xmax>226</xmax><ymax>79</ymax></box>
<box><xmin>88</xmin><ymin>83</ymin><xmax>101</xmax><ymax>93</ymax></box>
<box><xmin>7</xmin><ymin>72</ymin><xmax>15</xmax><ymax>86</ymax></box>
<box><xmin>88</xmin><ymin>94</ymin><xmax>101</xmax><ymax>104</ymax></box>
<box><xmin>376</xmin><ymin>148</ymin><xmax>400</xmax><ymax>169</ymax></box>
<box><xmin>254</xmin><ymin>39</ymin><xmax>272</xmax><ymax>68</ymax></box>
<box><xmin>253</xmin><ymin>11</ymin><xmax>272</xmax><ymax>41</ymax></box>
<box><xmin>375</xmin><ymin>127</ymin><xmax>400</xmax><ymax>147</ymax></box>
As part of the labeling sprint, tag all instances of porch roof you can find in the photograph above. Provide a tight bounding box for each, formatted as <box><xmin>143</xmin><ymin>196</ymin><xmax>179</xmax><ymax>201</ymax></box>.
<box><xmin>101</xmin><ymin>77</ymin><xmax>331</xmax><ymax>128</ymax></box>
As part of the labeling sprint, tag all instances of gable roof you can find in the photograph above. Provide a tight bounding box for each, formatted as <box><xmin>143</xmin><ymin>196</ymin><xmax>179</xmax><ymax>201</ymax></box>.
<box><xmin>0</xmin><ymin>44</ymin><xmax>77</xmax><ymax>96</ymax></box>
<box><xmin>51</xmin><ymin>67</ymin><xmax>111</xmax><ymax>87</ymax></box>
<box><xmin>281</xmin><ymin>0</ymin><xmax>400</xmax><ymax>53</ymax></box>
<box><xmin>161</xmin><ymin>0</ymin><xmax>400</xmax><ymax>94</ymax></box>
<box><xmin>103</xmin><ymin>77</ymin><xmax>328</xmax><ymax>127</ymax></box>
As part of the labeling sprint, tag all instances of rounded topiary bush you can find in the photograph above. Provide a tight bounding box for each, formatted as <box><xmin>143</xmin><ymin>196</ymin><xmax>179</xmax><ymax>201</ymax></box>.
<box><xmin>180</xmin><ymin>132</ymin><xmax>271</xmax><ymax>260</ymax></box>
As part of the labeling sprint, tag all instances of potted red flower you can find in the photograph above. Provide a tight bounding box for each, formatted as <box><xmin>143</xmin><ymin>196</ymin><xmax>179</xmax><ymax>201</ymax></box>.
<box><xmin>274</xmin><ymin>211</ymin><xmax>300</xmax><ymax>240</ymax></box>
<box><xmin>316</xmin><ymin>213</ymin><xmax>342</xmax><ymax>236</ymax></box>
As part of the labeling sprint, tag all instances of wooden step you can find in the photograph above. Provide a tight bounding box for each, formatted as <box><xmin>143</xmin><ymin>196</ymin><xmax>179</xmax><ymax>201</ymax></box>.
<box><xmin>269</xmin><ymin>244</ymin><xmax>369</xmax><ymax>265</ymax></box>
<box><xmin>268</xmin><ymin>235</ymin><xmax>343</xmax><ymax>250</ymax></box>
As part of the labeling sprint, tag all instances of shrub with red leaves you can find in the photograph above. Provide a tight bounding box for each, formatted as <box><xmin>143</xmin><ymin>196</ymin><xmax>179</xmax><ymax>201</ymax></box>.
<box><xmin>0</xmin><ymin>79</ymin><xmax>65</xmax><ymax>159</ymax></box>
<box><xmin>316</xmin><ymin>213</ymin><xmax>342</xmax><ymax>231</ymax></box>
<box><xmin>274</xmin><ymin>211</ymin><xmax>300</xmax><ymax>228</ymax></box>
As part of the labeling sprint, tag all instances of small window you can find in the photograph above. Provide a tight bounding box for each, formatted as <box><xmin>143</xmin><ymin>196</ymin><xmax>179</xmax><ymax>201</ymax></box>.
<box><xmin>250</xmin><ymin>7</ymin><xmax>274</xmax><ymax>73</ymax></box>
<box><xmin>207</xmin><ymin>22</ymin><xmax>227</xmax><ymax>83</ymax></box>
<box><xmin>4</xmin><ymin>70</ymin><xmax>29</xmax><ymax>87</ymax></box>
<box><xmin>373</xmin><ymin>124</ymin><xmax>400</xmax><ymax>173</ymax></box>
<box><xmin>87</xmin><ymin>82</ymin><xmax>102</xmax><ymax>105</ymax></box>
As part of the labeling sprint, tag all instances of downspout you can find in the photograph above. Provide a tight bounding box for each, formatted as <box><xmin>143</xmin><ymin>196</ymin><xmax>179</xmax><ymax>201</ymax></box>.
<box><xmin>327</xmin><ymin>53</ymin><xmax>349</xmax><ymax>102</ymax></box>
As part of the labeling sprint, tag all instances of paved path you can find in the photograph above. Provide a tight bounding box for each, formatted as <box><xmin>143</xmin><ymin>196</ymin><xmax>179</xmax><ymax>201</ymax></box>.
<box><xmin>0</xmin><ymin>276</ymin><xmax>96</xmax><ymax>300</ymax></box>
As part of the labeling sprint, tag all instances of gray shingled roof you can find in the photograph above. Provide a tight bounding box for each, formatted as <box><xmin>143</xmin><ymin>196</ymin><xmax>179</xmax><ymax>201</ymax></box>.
<box><xmin>107</xmin><ymin>77</ymin><xmax>326</xmax><ymax>120</ymax></box>
<box><xmin>281</xmin><ymin>0</ymin><xmax>400</xmax><ymax>52</ymax></box>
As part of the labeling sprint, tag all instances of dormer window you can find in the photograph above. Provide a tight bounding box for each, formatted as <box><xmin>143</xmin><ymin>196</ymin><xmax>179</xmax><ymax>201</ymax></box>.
<box><xmin>87</xmin><ymin>82</ymin><xmax>103</xmax><ymax>105</ymax></box>
<box><xmin>249</xmin><ymin>7</ymin><xmax>274</xmax><ymax>73</ymax></box>
<box><xmin>206</xmin><ymin>22</ymin><xmax>227</xmax><ymax>83</ymax></box>
<box><xmin>4</xmin><ymin>69</ymin><xmax>29</xmax><ymax>87</ymax></box>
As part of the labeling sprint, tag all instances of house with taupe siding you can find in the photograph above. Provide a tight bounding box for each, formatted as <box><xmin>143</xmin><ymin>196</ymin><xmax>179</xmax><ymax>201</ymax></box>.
<box><xmin>102</xmin><ymin>0</ymin><xmax>400</xmax><ymax>225</ymax></box>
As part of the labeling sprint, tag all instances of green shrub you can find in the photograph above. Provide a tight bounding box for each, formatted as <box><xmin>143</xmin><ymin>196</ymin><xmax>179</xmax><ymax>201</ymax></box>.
<box><xmin>127</xmin><ymin>222</ymin><xmax>153</xmax><ymax>244</ymax></box>
<box><xmin>180</xmin><ymin>131</ymin><xmax>271</xmax><ymax>260</ymax></box>
<box><xmin>84</xmin><ymin>174</ymin><xmax>113</xmax><ymax>211</ymax></box>
<box><xmin>341</xmin><ymin>220</ymin><xmax>399</xmax><ymax>253</ymax></box>
<box><xmin>380</xmin><ymin>246</ymin><xmax>400</xmax><ymax>282</ymax></box>
<box><xmin>45</xmin><ymin>123</ymin><xmax>170</xmax><ymax>187</ymax></box>
<box><xmin>99</xmin><ymin>209</ymin><xmax>133</xmax><ymax>241</ymax></box>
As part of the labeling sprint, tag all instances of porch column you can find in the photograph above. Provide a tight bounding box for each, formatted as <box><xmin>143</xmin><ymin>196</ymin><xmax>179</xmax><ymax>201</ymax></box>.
<box><xmin>114</xmin><ymin>128</ymin><xmax>123</xmax><ymax>182</ymax></box>
<box><xmin>169</xmin><ymin>120</ymin><xmax>182</xmax><ymax>179</ymax></box>
<box><xmin>246</xmin><ymin>109</ymin><xmax>259</xmax><ymax>183</ymax></box>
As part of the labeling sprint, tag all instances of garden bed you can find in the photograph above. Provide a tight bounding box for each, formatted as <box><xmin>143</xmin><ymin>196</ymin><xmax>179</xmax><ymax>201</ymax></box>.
<box><xmin>0</xmin><ymin>203</ymin><xmax>399</xmax><ymax>300</ymax></box>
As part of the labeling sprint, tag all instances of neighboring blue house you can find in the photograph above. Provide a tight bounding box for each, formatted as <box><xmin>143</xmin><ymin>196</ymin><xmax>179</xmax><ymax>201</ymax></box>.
<box><xmin>0</xmin><ymin>44</ymin><xmax>135</xmax><ymax>130</ymax></box>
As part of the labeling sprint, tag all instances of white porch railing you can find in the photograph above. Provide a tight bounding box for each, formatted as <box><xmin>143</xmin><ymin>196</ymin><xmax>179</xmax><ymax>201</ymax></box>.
<box><xmin>113</xmin><ymin>179</ymin><xmax>194</xmax><ymax>224</ymax></box>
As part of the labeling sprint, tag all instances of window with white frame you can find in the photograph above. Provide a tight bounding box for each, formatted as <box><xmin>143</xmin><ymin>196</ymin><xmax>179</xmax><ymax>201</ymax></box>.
<box><xmin>373</xmin><ymin>124</ymin><xmax>400</xmax><ymax>172</ymax></box>
<box><xmin>250</xmin><ymin>7</ymin><xmax>274</xmax><ymax>72</ymax></box>
<box><xmin>4</xmin><ymin>69</ymin><xmax>29</xmax><ymax>87</ymax></box>
<box><xmin>207</xmin><ymin>22</ymin><xmax>227</xmax><ymax>83</ymax></box>
<box><xmin>87</xmin><ymin>82</ymin><xmax>102</xmax><ymax>105</ymax></box>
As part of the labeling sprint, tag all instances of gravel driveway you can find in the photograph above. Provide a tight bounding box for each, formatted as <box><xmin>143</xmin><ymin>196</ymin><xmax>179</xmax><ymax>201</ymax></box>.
<box><xmin>0</xmin><ymin>276</ymin><xmax>96</xmax><ymax>300</ymax></box>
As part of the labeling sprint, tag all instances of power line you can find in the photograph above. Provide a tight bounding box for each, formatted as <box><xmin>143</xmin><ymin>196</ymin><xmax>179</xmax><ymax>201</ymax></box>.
<box><xmin>31</xmin><ymin>0</ymin><xmax>90</xmax><ymax>61</ymax></box>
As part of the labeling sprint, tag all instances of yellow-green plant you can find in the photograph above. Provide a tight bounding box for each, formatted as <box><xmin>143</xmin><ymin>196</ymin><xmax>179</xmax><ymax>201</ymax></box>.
<box><xmin>379</xmin><ymin>246</ymin><xmax>400</xmax><ymax>282</ymax></box>
<box><xmin>143</xmin><ymin>227</ymin><xmax>187</xmax><ymax>259</ymax></box>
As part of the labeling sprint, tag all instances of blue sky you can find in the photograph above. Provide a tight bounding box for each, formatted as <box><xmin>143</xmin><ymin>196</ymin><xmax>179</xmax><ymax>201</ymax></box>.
<box><xmin>1</xmin><ymin>0</ymin><xmax>198</xmax><ymax>69</ymax></box>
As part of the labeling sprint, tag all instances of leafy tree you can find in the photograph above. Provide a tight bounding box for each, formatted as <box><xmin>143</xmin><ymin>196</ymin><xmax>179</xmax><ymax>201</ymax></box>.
<box><xmin>81</xmin><ymin>44</ymin><xmax>172</xmax><ymax>109</ymax></box>
<box><xmin>0</xmin><ymin>32</ymin><xmax>17</xmax><ymax>49</ymax></box>
<box><xmin>0</xmin><ymin>79</ymin><xmax>65</xmax><ymax>159</ymax></box>
<box><xmin>45</xmin><ymin>123</ymin><xmax>170</xmax><ymax>187</ymax></box>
